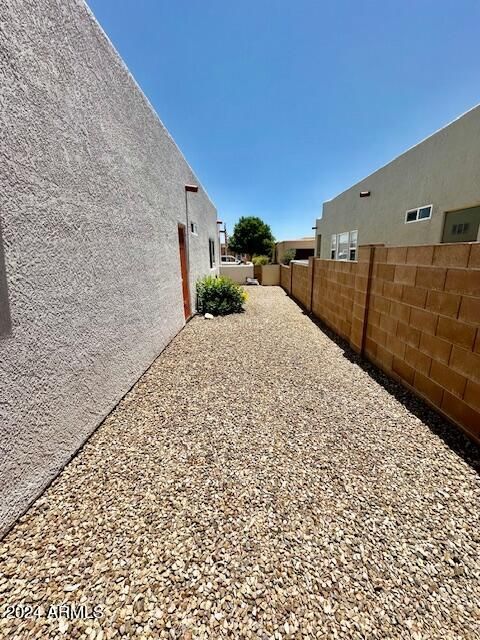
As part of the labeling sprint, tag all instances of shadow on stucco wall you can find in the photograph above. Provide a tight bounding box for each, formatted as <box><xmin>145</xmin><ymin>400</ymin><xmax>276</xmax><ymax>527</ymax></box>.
<box><xmin>0</xmin><ymin>221</ymin><xmax>12</xmax><ymax>338</ymax></box>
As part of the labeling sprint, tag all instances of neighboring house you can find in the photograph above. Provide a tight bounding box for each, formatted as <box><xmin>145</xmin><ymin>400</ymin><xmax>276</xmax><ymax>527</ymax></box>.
<box><xmin>274</xmin><ymin>237</ymin><xmax>315</xmax><ymax>264</ymax></box>
<box><xmin>0</xmin><ymin>0</ymin><xmax>219</xmax><ymax>536</ymax></box>
<box><xmin>315</xmin><ymin>105</ymin><xmax>480</xmax><ymax>260</ymax></box>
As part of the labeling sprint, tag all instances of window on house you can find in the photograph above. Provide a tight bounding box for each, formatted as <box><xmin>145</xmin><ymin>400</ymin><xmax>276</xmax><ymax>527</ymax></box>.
<box><xmin>331</xmin><ymin>230</ymin><xmax>359</xmax><ymax>261</ymax></box>
<box><xmin>418</xmin><ymin>206</ymin><xmax>432</xmax><ymax>220</ymax></box>
<box><xmin>337</xmin><ymin>232</ymin><xmax>349</xmax><ymax>261</ymax></box>
<box><xmin>190</xmin><ymin>222</ymin><xmax>198</xmax><ymax>235</ymax></box>
<box><xmin>452</xmin><ymin>223</ymin><xmax>470</xmax><ymax>235</ymax></box>
<box><xmin>405</xmin><ymin>204</ymin><xmax>432</xmax><ymax>223</ymax></box>
<box><xmin>209</xmin><ymin>238</ymin><xmax>216</xmax><ymax>268</ymax></box>
<box><xmin>349</xmin><ymin>230</ymin><xmax>358</xmax><ymax>261</ymax></box>
<box><xmin>330</xmin><ymin>234</ymin><xmax>337</xmax><ymax>259</ymax></box>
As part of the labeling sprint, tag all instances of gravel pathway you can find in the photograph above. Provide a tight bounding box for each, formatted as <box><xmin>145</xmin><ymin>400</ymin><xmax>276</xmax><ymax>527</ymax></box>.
<box><xmin>1</xmin><ymin>287</ymin><xmax>479</xmax><ymax>640</ymax></box>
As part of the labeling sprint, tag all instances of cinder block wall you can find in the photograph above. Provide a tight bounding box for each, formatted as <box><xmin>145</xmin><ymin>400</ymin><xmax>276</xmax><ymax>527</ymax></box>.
<box><xmin>312</xmin><ymin>261</ymin><xmax>357</xmax><ymax>341</ymax></box>
<box><xmin>291</xmin><ymin>263</ymin><xmax>310</xmax><ymax>308</ymax></box>
<box><xmin>365</xmin><ymin>243</ymin><xmax>479</xmax><ymax>440</ymax></box>
<box><xmin>280</xmin><ymin>265</ymin><xmax>291</xmax><ymax>293</ymax></box>
<box><xmin>0</xmin><ymin>0</ymin><xmax>218</xmax><ymax>536</ymax></box>
<box><xmin>282</xmin><ymin>244</ymin><xmax>480</xmax><ymax>443</ymax></box>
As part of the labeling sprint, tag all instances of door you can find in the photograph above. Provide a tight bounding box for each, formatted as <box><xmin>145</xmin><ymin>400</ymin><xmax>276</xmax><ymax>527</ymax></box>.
<box><xmin>178</xmin><ymin>224</ymin><xmax>191</xmax><ymax>320</ymax></box>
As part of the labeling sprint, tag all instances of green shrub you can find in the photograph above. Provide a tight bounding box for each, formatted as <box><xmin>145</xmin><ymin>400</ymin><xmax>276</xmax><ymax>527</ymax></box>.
<box><xmin>281</xmin><ymin>248</ymin><xmax>296</xmax><ymax>265</ymax></box>
<box><xmin>196</xmin><ymin>276</ymin><xmax>247</xmax><ymax>316</ymax></box>
<box><xmin>252</xmin><ymin>255</ymin><xmax>270</xmax><ymax>266</ymax></box>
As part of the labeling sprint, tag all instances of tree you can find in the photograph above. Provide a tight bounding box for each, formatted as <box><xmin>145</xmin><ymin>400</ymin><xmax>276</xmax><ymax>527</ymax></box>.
<box><xmin>281</xmin><ymin>248</ymin><xmax>296</xmax><ymax>265</ymax></box>
<box><xmin>228</xmin><ymin>216</ymin><xmax>275</xmax><ymax>259</ymax></box>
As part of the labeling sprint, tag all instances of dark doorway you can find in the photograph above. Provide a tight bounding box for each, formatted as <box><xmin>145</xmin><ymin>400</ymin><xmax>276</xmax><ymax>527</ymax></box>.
<box><xmin>295</xmin><ymin>248</ymin><xmax>315</xmax><ymax>260</ymax></box>
<box><xmin>177</xmin><ymin>224</ymin><xmax>191</xmax><ymax>320</ymax></box>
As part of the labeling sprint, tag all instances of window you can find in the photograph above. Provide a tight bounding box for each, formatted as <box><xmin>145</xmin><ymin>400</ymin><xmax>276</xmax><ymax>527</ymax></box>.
<box><xmin>190</xmin><ymin>222</ymin><xmax>198</xmax><ymax>235</ymax></box>
<box><xmin>349</xmin><ymin>230</ymin><xmax>358</xmax><ymax>261</ymax></box>
<box><xmin>405</xmin><ymin>204</ymin><xmax>432</xmax><ymax>223</ymax></box>
<box><xmin>418</xmin><ymin>206</ymin><xmax>432</xmax><ymax>220</ymax></box>
<box><xmin>331</xmin><ymin>230</ymin><xmax>358</xmax><ymax>261</ymax></box>
<box><xmin>330</xmin><ymin>234</ymin><xmax>337</xmax><ymax>259</ymax></box>
<box><xmin>208</xmin><ymin>238</ymin><xmax>216</xmax><ymax>268</ymax></box>
<box><xmin>337</xmin><ymin>232</ymin><xmax>349</xmax><ymax>261</ymax></box>
<box><xmin>452</xmin><ymin>223</ymin><xmax>470</xmax><ymax>235</ymax></box>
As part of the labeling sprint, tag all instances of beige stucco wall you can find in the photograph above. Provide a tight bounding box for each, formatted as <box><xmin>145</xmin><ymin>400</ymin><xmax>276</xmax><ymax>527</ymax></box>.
<box><xmin>275</xmin><ymin>238</ymin><xmax>315</xmax><ymax>263</ymax></box>
<box><xmin>260</xmin><ymin>264</ymin><xmax>280</xmax><ymax>285</ymax></box>
<box><xmin>219</xmin><ymin>264</ymin><xmax>254</xmax><ymax>284</ymax></box>
<box><xmin>315</xmin><ymin>105</ymin><xmax>480</xmax><ymax>257</ymax></box>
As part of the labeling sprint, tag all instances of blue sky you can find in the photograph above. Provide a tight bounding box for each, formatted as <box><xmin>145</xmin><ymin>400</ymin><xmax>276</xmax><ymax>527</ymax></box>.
<box><xmin>88</xmin><ymin>0</ymin><xmax>480</xmax><ymax>241</ymax></box>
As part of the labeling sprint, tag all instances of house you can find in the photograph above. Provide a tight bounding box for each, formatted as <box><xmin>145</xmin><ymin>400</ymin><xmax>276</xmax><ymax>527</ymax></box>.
<box><xmin>0</xmin><ymin>0</ymin><xmax>219</xmax><ymax>536</ymax></box>
<box><xmin>315</xmin><ymin>105</ymin><xmax>480</xmax><ymax>260</ymax></box>
<box><xmin>274</xmin><ymin>237</ymin><xmax>315</xmax><ymax>264</ymax></box>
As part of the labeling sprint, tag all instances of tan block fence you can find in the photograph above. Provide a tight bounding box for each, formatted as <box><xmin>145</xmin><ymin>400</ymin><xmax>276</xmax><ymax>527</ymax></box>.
<box><xmin>280</xmin><ymin>243</ymin><xmax>480</xmax><ymax>443</ymax></box>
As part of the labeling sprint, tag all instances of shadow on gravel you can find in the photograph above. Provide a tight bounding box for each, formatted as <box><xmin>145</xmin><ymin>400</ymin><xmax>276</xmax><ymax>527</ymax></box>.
<box><xmin>293</xmin><ymin>303</ymin><xmax>480</xmax><ymax>476</ymax></box>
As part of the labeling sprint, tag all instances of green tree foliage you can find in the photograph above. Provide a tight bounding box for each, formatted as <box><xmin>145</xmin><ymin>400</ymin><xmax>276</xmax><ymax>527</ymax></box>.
<box><xmin>228</xmin><ymin>217</ymin><xmax>275</xmax><ymax>258</ymax></box>
<box><xmin>281</xmin><ymin>248</ymin><xmax>296</xmax><ymax>265</ymax></box>
<box><xmin>252</xmin><ymin>255</ymin><xmax>270</xmax><ymax>265</ymax></box>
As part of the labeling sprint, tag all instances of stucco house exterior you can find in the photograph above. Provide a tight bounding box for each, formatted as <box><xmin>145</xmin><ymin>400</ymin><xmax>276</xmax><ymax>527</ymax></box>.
<box><xmin>0</xmin><ymin>0</ymin><xmax>219</xmax><ymax>536</ymax></box>
<box><xmin>274</xmin><ymin>237</ymin><xmax>315</xmax><ymax>264</ymax></box>
<box><xmin>315</xmin><ymin>105</ymin><xmax>480</xmax><ymax>260</ymax></box>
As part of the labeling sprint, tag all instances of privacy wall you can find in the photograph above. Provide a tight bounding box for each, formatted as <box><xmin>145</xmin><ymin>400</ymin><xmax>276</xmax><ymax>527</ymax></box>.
<box><xmin>282</xmin><ymin>244</ymin><xmax>480</xmax><ymax>444</ymax></box>
<box><xmin>0</xmin><ymin>0</ymin><xmax>217</xmax><ymax>535</ymax></box>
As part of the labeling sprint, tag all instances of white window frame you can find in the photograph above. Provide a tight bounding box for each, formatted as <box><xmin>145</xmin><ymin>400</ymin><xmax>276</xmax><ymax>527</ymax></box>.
<box><xmin>330</xmin><ymin>234</ymin><xmax>337</xmax><ymax>260</ymax></box>
<box><xmin>190</xmin><ymin>222</ymin><xmax>198</xmax><ymax>235</ymax></box>
<box><xmin>337</xmin><ymin>231</ymin><xmax>349</xmax><ymax>261</ymax></box>
<box><xmin>405</xmin><ymin>204</ymin><xmax>433</xmax><ymax>224</ymax></box>
<box><xmin>331</xmin><ymin>230</ymin><xmax>358</xmax><ymax>261</ymax></box>
<box><xmin>349</xmin><ymin>230</ymin><xmax>358</xmax><ymax>261</ymax></box>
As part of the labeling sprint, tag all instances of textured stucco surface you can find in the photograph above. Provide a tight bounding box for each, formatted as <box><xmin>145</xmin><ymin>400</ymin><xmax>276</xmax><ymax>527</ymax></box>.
<box><xmin>219</xmin><ymin>264</ymin><xmax>254</xmax><ymax>284</ymax></box>
<box><xmin>0</xmin><ymin>0</ymin><xmax>218</xmax><ymax>536</ymax></box>
<box><xmin>316</xmin><ymin>105</ymin><xmax>480</xmax><ymax>256</ymax></box>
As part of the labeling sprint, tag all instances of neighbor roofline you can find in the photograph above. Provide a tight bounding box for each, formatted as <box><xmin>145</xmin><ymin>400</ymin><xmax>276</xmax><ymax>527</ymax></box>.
<box><xmin>322</xmin><ymin>102</ymin><xmax>480</xmax><ymax>207</ymax></box>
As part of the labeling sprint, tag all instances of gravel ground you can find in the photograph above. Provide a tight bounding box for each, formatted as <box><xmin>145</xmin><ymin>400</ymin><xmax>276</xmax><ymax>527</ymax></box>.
<box><xmin>1</xmin><ymin>286</ymin><xmax>479</xmax><ymax>640</ymax></box>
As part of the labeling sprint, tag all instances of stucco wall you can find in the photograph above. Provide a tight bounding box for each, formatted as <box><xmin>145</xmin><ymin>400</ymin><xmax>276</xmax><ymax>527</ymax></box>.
<box><xmin>219</xmin><ymin>264</ymin><xmax>254</xmax><ymax>284</ymax></box>
<box><xmin>0</xmin><ymin>0</ymin><xmax>218</xmax><ymax>536</ymax></box>
<box><xmin>260</xmin><ymin>264</ymin><xmax>280</xmax><ymax>286</ymax></box>
<box><xmin>316</xmin><ymin>105</ymin><xmax>480</xmax><ymax>257</ymax></box>
<box><xmin>275</xmin><ymin>238</ymin><xmax>315</xmax><ymax>264</ymax></box>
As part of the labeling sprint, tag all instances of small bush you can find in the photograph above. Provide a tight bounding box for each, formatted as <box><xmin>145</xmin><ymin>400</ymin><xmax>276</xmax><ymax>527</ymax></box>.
<box><xmin>196</xmin><ymin>276</ymin><xmax>247</xmax><ymax>316</ymax></box>
<box><xmin>252</xmin><ymin>255</ymin><xmax>270</xmax><ymax>266</ymax></box>
<box><xmin>281</xmin><ymin>249</ymin><xmax>296</xmax><ymax>265</ymax></box>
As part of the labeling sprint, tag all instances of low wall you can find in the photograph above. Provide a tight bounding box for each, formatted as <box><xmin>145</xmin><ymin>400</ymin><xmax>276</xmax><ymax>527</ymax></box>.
<box><xmin>220</xmin><ymin>264</ymin><xmax>254</xmax><ymax>284</ymax></box>
<box><xmin>280</xmin><ymin>265</ymin><xmax>291</xmax><ymax>293</ymax></box>
<box><xmin>312</xmin><ymin>259</ymin><xmax>358</xmax><ymax>342</ymax></box>
<box><xmin>260</xmin><ymin>264</ymin><xmax>280</xmax><ymax>285</ymax></box>
<box><xmin>281</xmin><ymin>243</ymin><xmax>480</xmax><ymax>443</ymax></box>
<box><xmin>291</xmin><ymin>262</ymin><xmax>311</xmax><ymax>308</ymax></box>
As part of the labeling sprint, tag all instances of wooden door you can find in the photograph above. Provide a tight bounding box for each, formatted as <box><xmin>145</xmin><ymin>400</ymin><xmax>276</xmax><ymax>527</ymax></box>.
<box><xmin>177</xmin><ymin>224</ymin><xmax>191</xmax><ymax>320</ymax></box>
